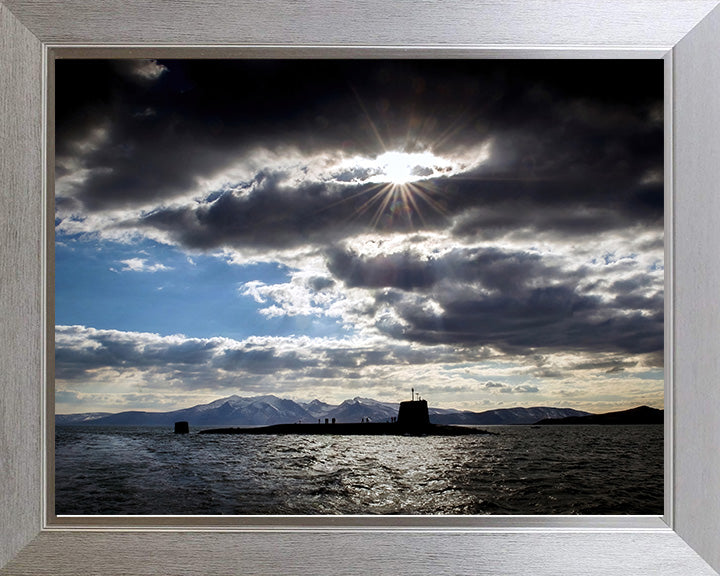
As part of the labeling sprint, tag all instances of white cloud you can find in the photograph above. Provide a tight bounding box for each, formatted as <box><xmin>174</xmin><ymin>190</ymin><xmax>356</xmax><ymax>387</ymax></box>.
<box><xmin>54</xmin><ymin>323</ymin><xmax>663</xmax><ymax>413</ymax></box>
<box><xmin>54</xmin><ymin>325</ymin><xmax>506</xmax><ymax>409</ymax></box>
<box><xmin>125</xmin><ymin>60</ymin><xmax>168</xmax><ymax>82</ymax></box>
<box><xmin>113</xmin><ymin>258</ymin><xmax>171</xmax><ymax>273</ymax></box>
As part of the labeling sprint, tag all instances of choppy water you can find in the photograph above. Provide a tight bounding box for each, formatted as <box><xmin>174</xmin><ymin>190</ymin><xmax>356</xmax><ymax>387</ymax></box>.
<box><xmin>55</xmin><ymin>425</ymin><xmax>662</xmax><ymax>515</ymax></box>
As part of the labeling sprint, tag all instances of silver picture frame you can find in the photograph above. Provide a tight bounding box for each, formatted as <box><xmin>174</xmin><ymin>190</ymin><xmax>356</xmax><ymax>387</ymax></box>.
<box><xmin>2</xmin><ymin>1</ymin><xmax>720</xmax><ymax>574</ymax></box>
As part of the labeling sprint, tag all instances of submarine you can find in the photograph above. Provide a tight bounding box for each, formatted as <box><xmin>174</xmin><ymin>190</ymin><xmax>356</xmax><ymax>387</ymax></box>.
<box><xmin>197</xmin><ymin>389</ymin><xmax>492</xmax><ymax>436</ymax></box>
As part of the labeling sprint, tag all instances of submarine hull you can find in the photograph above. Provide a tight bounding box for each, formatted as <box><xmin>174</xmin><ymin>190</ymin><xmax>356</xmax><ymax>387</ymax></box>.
<box><xmin>198</xmin><ymin>422</ymin><xmax>491</xmax><ymax>436</ymax></box>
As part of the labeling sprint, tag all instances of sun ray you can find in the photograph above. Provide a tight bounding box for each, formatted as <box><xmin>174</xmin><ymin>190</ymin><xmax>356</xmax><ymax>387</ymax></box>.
<box><xmin>319</xmin><ymin>148</ymin><xmax>473</xmax><ymax>231</ymax></box>
<box><xmin>400</xmin><ymin>185</ymin><xmax>426</xmax><ymax>226</ymax></box>
<box><xmin>369</xmin><ymin>186</ymin><xmax>397</xmax><ymax>228</ymax></box>
<box><xmin>349</xmin><ymin>84</ymin><xmax>388</xmax><ymax>151</ymax></box>
<box><xmin>318</xmin><ymin>86</ymin><xmax>496</xmax><ymax>231</ymax></box>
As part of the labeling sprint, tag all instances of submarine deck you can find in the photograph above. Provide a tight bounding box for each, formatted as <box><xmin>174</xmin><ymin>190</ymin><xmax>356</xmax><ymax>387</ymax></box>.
<box><xmin>198</xmin><ymin>422</ymin><xmax>492</xmax><ymax>436</ymax></box>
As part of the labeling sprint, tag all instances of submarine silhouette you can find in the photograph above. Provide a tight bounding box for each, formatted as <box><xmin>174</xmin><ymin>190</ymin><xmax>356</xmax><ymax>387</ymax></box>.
<box><xmin>198</xmin><ymin>390</ymin><xmax>491</xmax><ymax>436</ymax></box>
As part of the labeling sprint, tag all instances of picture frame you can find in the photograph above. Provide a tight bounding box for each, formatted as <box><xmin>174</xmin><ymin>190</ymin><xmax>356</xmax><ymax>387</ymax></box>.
<box><xmin>2</xmin><ymin>1</ymin><xmax>720</xmax><ymax>574</ymax></box>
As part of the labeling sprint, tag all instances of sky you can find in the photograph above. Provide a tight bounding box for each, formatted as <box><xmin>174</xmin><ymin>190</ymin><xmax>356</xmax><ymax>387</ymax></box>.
<box><xmin>54</xmin><ymin>59</ymin><xmax>664</xmax><ymax>415</ymax></box>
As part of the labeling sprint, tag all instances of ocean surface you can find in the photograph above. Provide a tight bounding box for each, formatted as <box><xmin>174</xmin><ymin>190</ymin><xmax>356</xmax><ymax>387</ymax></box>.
<box><xmin>55</xmin><ymin>425</ymin><xmax>663</xmax><ymax>515</ymax></box>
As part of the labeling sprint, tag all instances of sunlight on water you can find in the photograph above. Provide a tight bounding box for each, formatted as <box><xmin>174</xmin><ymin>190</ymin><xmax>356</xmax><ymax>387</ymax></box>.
<box><xmin>55</xmin><ymin>425</ymin><xmax>662</xmax><ymax>515</ymax></box>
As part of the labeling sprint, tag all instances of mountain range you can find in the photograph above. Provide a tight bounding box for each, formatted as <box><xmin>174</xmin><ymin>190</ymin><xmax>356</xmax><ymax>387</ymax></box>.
<box><xmin>55</xmin><ymin>394</ymin><xmax>591</xmax><ymax>427</ymax></box>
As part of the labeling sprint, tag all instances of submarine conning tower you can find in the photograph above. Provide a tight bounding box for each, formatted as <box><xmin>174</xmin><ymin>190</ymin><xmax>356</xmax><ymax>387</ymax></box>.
<box><xmin>397</xmin><ymin>388</ymin><xmax>430</xmax><ymax>429</ymax></box>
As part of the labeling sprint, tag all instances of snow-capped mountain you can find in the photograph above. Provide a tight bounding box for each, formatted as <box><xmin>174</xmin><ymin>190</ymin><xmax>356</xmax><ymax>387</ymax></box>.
<box><xmin>299</xmin><ymin>399</ymin><xmax>338</xmax><ymax>418</ymax></box>
<box><xmin>66</xmin><ymin>395</ymin><xmax>313</xmax><ymax>427</ymax></box>
<box><xmin>185</xmin><ymin>394</ymin><xmax>313</xmax><ymax>425</ymax></box>
<box><xmin>324</xmin><ymin>397</ymin><xmax>399</xmax><ymax>423</ymax></box>
<box><xmin>56</xmin><ymin>394</ymin><xmax>592</xmax><ymax>427</ymax></box>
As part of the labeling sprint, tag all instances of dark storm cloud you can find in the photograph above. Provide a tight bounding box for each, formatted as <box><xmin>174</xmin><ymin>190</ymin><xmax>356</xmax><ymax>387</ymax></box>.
<box><xmin>611</xmin><ymin>292</ymin><xmax>664</xmax><ymax>312</ymax></box>
<box><xmin>324</xmin><ymin>244</ymin><xmax>663</xmax><ymax>356</ymax></box>
<box><xmin>215</xmin><ymin>348</ymin><xmax>317</xmax><ymax>374</ymax></box>
<box><xmin>448</xmin><ymin>181</ymin><xmax>663</xmax><ymax>241</ymax></box>
<box><xmin>55</xmin><ymin>327</ymin><xmax>323</xmax><ymax>382</ymax></box>
<box><xmin>57</xmin><ymin>59</ymin><xmax>470</xmax><ymax>208</ymax></box>
<box><xmin>610</xmin><ymin>274</ymin><xmax>658</xmax><ymax>294</ymax></box>
<box><xmin>54</xmin><ymin>327</ymin><xmax>223</xmax><ymax>380</ymax></box>
<box><xmin>527</xmin><ymin>357</ymin><xmax>639</xmax><ymax>380</ymax></box>
<box><xmin>327</xmin><ymin>245</ymin><xmax>578</xmax><ymax>294</ymax></box>
<box><xmin>127</xmin><ymin>172</ymin><xmax>454</xmax><ymax>250</ymax></box>
<box><xmin>133</xmin><ymin>174</ymin><xmax>374</xmax><ymax>250</ymax></box>
<box><xmin>115</xmin><ymin>164</ymin><xmax>661</xmax><ymax>252</ymax></box>
<box><xmin>389</xmin><ymin>286</ymin><xmax>663</xmax><ymax>355</ymax></box>
<box><xmin>569</xmin><ymin>359</ymin><xmax>638</xmax><ymax>372</ymax></box>
<box><xmin>57</xmin><ymin>59</ymin><xmax>663</xmax><ymax>244</ymax></box>
<box><xmin>327</xmin><ymin>248</ymin><xmax>439</xmax><ymax>290</ymax></box>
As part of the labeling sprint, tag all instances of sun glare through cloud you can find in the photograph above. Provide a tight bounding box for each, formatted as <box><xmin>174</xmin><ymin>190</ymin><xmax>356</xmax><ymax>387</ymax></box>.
<box><xmin>331</xmin><ymin>149</ymin><xmax>476</xmax><ymax>227</ymax></box>
<box><xmin>359</xmin><ymin>150</ymin><xmax>457</xmax><ymax>184</ymax></box>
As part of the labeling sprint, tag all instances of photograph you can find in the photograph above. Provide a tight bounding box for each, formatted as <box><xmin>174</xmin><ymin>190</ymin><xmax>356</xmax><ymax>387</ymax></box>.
<box><xmin>54</xmin><ymin>58</ymin><xmax>664</xmax><ymax>516</ymax></box>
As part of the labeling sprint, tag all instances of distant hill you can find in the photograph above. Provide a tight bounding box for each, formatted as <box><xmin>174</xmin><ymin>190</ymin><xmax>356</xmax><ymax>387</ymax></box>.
<box><xmin>55</xmin><ymin>412</ymin><xmax>112</xmax><ymax>425</ymax></box>
<box><xmin>430</xmin><ymin>406</ymin><xmax>590</xmax><ymax>426</ymax></box>
<box><xmin>536</xmin><ymin>405</ymin><xmax>663</xmax><ymax>425</ymax></box>
<box><xmin>56</xmin><ymin>394</ymin><xmax>594</xmax><ymax>427</ymax></box>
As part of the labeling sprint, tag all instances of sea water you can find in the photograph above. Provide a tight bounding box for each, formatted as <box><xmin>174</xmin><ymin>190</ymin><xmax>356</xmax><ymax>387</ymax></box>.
<box><xmin>55</xmin><ymin>424</ymin><xmax>662</xmax><ymax>515</ymax></box>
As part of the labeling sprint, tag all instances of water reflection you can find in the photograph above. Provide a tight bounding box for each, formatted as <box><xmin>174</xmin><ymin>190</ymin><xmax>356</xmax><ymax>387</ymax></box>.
<box><xmin>55</xmin><ymin>425</ymin><xmax>662</xmax><ymax>515</ymax></box>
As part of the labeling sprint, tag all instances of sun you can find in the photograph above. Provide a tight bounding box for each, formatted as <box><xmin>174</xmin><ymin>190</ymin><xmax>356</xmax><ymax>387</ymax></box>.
<box><xmin>370</xmin><ymin>150</ymin><xmax>453</xmax><ymax>185</ymax></box>
<box><xmin>328</xmin><ymin>146</ymin><xmax>489</xmax><ymax>228</ymax></box>
<box><xmin>376</xmin><ymin>151</ymin><xmax>426</xmax><ymax>184</ymax></box>
<box><xmin>330</xmin><ymin>149</ymin><xmax>460</xmax><ymax>227</ymax></box>
<box><xmin>336</xmin><ymin>149</ymin><xmax>458</xmax><ymax>187</ymax></box>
